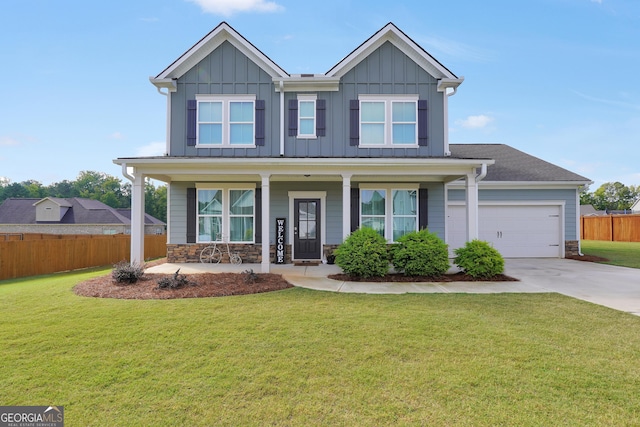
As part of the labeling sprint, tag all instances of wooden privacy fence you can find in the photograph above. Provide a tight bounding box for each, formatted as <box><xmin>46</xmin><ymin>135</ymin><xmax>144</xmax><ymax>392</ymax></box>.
<box><xmin>581</xmin><ymin>215</ymin><xmax>640</xmax><ymax>242</ymax></box>
<box><xmin>0</xmin><ymin>234</ymin><xmax>167</xmax><ymax>280</ymax></box>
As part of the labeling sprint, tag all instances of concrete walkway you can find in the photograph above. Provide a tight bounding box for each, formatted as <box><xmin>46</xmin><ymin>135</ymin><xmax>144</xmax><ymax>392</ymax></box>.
<box><xmin>146</xmin><ymin>258</ymin><xmax>640</xmax><ymax>316</ymax></box>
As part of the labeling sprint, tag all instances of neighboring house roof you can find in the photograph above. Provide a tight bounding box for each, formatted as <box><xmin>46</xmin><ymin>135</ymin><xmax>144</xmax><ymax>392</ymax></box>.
<box><xmin>0</xmin><ymin>198</ymin><xmax>164</xmax><ymax>226</ymax></box>
<box><xmin>449</xmin><ymin>144</ymin><xmax>591</xmax><ymax>183</ymax></box>
<box><xmin>580</xmin><ymin>205</ymin><xmax>606</xmax><ymax>216</ymax></box>
<box><xmin>632</xmin><ymin>199</ymin><xmax>640</xmax><ymax>213</ymax></box>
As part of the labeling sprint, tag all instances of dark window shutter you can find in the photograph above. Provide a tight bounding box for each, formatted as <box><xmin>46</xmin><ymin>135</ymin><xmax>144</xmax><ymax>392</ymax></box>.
<box><xmin>349</xmin><ymin>100</ymin><xmax>359</xmax><ymax>146</ymax></box>
<box><xmin>418</xmin><ymin>188</ymin><xmax>428</xmax><ymax>229</ymax></box>
<box><xmin>187</xmin><ymin>188</ymin><xmax>197</xmax><ymax>243</ymax></box>
<box><xmin>418</xmin><ymin>100</ymin><xmax>428</xmax><ymax>146</ymax></box>
<box><xmin>255</xmin><ymin>100</ymin><xmax>265</xmax><ymax>146</ymax></box>
<box><xmin>288</xmin><ymin>99</ymin><xmax>298</xmax><ymax>136</ymax></box>
<box><xmin>316</xmin><ymin>99</ymin><xmax>326</xmax><ymax>137</ymax></box>
<box><xmin>187</xmin><ymin>100</ymin><xmax>197</xmax><ymax>146</ymax></box>
<box><xmin>350</xmin><ymin>188</ymin><xmax>360</xmax><ymax>232</ymax></box>
<box><xmin>254</xmin><ymin>188</ymin><xmax>262</xmax><ymax>243</ymax></box>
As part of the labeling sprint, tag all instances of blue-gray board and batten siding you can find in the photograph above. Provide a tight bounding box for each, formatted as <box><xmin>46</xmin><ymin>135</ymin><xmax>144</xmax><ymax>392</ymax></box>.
<box><xmin>169</xmin><ymin>41</ymin><xmax>447</xmax><ymax>158</ymax></box>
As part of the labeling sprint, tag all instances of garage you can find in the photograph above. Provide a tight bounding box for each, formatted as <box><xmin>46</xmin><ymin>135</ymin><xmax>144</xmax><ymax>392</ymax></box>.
<box><xmin>447</xmin><ymin>203</ymin><xmax>564</xmax><ymax>258</ymax></box>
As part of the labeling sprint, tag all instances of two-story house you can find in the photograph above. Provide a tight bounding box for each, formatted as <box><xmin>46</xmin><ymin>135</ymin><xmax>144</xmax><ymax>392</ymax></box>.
<box><xmin>114</xmin><ymin>22</ymin><xmax>590</xmax><ymax>272</ymax></box>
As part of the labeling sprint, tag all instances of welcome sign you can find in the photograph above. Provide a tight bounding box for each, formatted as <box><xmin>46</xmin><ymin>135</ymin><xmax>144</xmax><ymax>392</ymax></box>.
<box><xmin>276</xmin><ymin>218</ymin><xmax>286</xmax><ymax>264</ymax></box>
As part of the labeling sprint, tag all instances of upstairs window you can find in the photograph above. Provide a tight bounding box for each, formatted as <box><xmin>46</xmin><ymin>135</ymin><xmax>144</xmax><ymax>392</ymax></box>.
<box><xmin>288</xmin><ymin>95</ymin><xmax>326</xmax><ymax>138</ymax></box>
<box><xmin>350</xmin><ymin>96</ymin><xmax>427</xmax><ymax>147</ymax></box>
<box><xmin>195</xmin><ymin>95</ymin><xmax>256</xmax><ymax>146</ymax></box>
<box><xmin>298</xmin><ymin>98</ymin><xmax>316</xmax><ymax>138</ymax></box>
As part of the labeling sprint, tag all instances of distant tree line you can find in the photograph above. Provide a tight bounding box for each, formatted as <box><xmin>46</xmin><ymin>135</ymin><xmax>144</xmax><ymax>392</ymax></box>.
<box><xmin>580</xmin><ymin>182</ymin><xmax>640</xmax><ymax>212</ymax></box>
<box><xmin>0</xmin><ymin>171</ymin><xmax>167</xmax><ymax>222</ymax></box>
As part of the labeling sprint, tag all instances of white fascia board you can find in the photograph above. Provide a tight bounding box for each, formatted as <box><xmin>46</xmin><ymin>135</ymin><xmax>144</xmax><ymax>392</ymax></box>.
<box><xmin>149</xmin><ymin>78</ymin><xmax>177</xmax><ymax>92</ymax></box>
<box><xmin>447</xmin><ymin>180</ymin><xmax>592</xmax><ymax>189</ymax></box>
<box><xmin>155</xmin><ymin>23</ymin><xmax>288</xmax><ymax>81</ymax></box>
<box><xmin>326</xmin><ymin>23</ymin><xmax>457</xmax><ymax>80</ymax></box>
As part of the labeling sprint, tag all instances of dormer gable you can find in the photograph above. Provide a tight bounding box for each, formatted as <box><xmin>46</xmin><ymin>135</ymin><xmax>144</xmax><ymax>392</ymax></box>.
<box><xmin>33</xmin><ymin>197</ymin><xmax>72</xmax><ymax>222</ymax></box>
<box><xmin>327</xmin><ymin>23</ymin><xmax>464</xmax><ymax>93</ymax></box>
<box><xmin>151</xmin><ymin>21</ymin><xmax>289</xmax><ymax>92</ymax></box>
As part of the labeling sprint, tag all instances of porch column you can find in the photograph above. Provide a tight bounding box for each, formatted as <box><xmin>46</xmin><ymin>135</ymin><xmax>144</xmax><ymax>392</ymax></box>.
<box><xmin>465</xmin><ymin>173</ymin><xmax>479</xmax><ymax>242</ymax></box>
<box><xmin>261</xmin><ymin>174</ymin><xmax>271</xmax><ymax>273</ymax></box>
<box><xmin>342</xmin><ymin>174</ymin><xmax>352</xmax><ymax>239</ymax></box>
<box><xmin>131</xmin><ymin>173</ymin><xmax>145</xmax><ymax>265</ymax></box>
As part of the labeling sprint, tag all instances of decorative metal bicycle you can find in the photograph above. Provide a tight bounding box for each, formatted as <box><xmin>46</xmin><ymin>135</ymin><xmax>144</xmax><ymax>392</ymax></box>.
<box><xmin>199</xmin><ymin>234</ymin><xmax>242</xmax><ymax>265</ymax></box>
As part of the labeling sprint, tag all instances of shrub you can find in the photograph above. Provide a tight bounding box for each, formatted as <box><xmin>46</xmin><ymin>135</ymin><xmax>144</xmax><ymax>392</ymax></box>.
<box><xmin>390</xmin><ymin>229</ymin><xmax>450</xmax><ymax>276</ymax></box>
<box><xmin>454</xmin><ymin>239</ymin><xmax>505</xmax><ymax>279</ymax></box>
<box><xmin>112</xmin><ymin>261</ymin><xmax>145</xmax><ymax>284</ymax></box>
<box><xmin>334</xmin><ymin>227</ymin><xmax>389</xmax><ymax>278</ymax></box>
<box><xmin>242</xmin><ymin>269</ymin><xmax>259</xmax><ymax>284</ymax></box>
<box><xmin>156</xmin><ymin>269</ymin><xmax>192</xmax><ymax>289</ymax></box>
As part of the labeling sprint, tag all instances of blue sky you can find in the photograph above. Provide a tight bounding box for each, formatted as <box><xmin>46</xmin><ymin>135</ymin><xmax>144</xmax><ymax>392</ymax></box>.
<box><xmin>1</xmin><ymin>0</ymin><xmax>639</xmax><ymax>191</ymax></box>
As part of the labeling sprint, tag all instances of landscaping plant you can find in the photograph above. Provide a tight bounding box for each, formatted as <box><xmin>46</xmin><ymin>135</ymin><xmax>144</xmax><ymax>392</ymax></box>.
<box><xmin>156</xmin><ymin>269</ymin><xmax>192</xmax><ymax>289</ymax></box>
<box><xmin>454</xmin><ymin>239</ymin><xmax>505</xmax><ymax>278</ymax></box>
<box><xmin>334</xmin><ymin>227</ymin><xmax>389</xmax><ymax>278</ymax></box>
<box><xmin>111</xmin><ymin>260</ymin><xmax>145</xmax><ymax>284</ymax></box>
<box><xmin>391</xmin><ymin>229</ymin><xmax>450</xmax><ymax>276</ymax></box>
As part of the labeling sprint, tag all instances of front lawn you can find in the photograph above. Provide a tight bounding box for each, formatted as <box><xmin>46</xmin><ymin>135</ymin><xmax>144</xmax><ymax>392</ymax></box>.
<box><xmin>2</xmin><ymin>269</ymin><xmax>640</xmax><ymax>426</ymax></box>
<box><xmin>581</xmin><ymin>240</ymin><xmax>640</xmax><ymax>269</ymax></box>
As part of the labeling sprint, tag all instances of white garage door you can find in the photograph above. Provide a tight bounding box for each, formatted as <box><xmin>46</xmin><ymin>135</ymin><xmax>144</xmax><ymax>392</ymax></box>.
<box><xmin>447</xmin><ymin>204</ymin><xmax>563</xmax><ymax>258</ymax></box>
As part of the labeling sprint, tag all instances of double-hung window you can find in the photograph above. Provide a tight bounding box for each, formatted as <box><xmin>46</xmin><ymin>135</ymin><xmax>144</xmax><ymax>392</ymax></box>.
<box><xmin>360</xmin><ymin>186</ymin><xmax>418</xmax><ymax>241</ymax></box>
<box><xmin>196</xmin><ymin>95</ymin><xmax>255</xmax><ymax>146</ymax></box>
<box><xmin>359</xmin><ymin>95</ymin><xmax>418</xmax><ymax>146</ymax></box>
<box><xmin>298</xmin><ymin>94</ymin><xmax>316</xmax><ymax>138</ymax></box>
<box><xmin>197</xmin><ymin>186</ymin><xmax>255</xmax><ymax>243</ymax></box>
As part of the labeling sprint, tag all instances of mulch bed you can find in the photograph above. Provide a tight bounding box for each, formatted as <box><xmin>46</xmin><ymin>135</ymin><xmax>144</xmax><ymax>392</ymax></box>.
<box><xmin>73</xmin><ymin>272</ymin><xmax>293</xmax><ymax>300</ymax></box>
<box><xmin>328</xmin><ymin>273</ymin><xmax>519</xmax><ymax>282</ymax></box>
<box><xmin>565</xmin><ymin>254</ymin><xmax>609</xmax><ymax>262</ymax></box>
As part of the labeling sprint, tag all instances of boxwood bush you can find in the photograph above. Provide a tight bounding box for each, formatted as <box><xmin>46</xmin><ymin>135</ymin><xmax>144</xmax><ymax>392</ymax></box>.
<box><xmin>390</xmin><ymin>229</ymin><xmax>450</xmax><ymax>276</ymax></box>
<box><xmin>334</xmin><ymin>227</ymin><xmax>389</xmax><ymax>278</ymax></box>
<box><xmin>453</xmin><ymin>239</ymin><xmax>505</xmax><ymax>278</ymax></box>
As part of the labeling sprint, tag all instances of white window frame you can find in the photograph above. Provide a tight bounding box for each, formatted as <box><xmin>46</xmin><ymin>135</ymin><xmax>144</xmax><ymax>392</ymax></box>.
<box><xmin>297</xmin><ymin>94</ymin><xmax>317</xmax><ymax>139</ymax></box>
<box><xmin>359</xmin><ymin>184</ymin><xmax>419</xmax><ymax>242</ymax></box>
<box><xmin>196</xmin><ymin>94</ymin><xmax>256</xmax><ymax>147</ymax></box>
<box><xmin>358</xmin><ymin>94</ymin><xmax>418</xmax><ymax>147</ymax></box>
<box><xmin>196</xmin><ymin>184</ymin><xmax>256</xmax><ymax>243</ymax></box>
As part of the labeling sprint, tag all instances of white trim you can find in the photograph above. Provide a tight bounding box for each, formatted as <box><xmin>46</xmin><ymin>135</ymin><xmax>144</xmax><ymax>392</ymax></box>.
<box><xmin>288</xmin><ymin>191</ymin><xmax>327</xmax><ymax>261</ymax></box>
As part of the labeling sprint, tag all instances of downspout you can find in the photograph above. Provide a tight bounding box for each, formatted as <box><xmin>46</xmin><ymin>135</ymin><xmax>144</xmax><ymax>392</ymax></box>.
<box><xmin>121</xmin><ymin>163</ymin><xmax>134</xmax><ymax>182</ymax></box>
<box><xmin>156</xmin><ymin>87</ymin><xmax>171</xmax><ymax>156</ymax></box>
<box><xmin>279</xmin><ymin>80</ymin><xmax>285</xmax><ymax>156</ymax></box>
<box><xmin>443</xmin><ymin>87</ymin><xmax>457</xmax><ymax>157</ymax></box>
<box><xmin>475</xmin><ymin>163</ymin><xmax>487</xmax><ymax>183</ymax></box>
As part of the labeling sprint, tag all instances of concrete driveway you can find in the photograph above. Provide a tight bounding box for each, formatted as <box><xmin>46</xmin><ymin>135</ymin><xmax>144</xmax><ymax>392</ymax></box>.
<box><xmin>146</xmin><ymin>258</ymin><xmax>640</xmax><ymax>316</ymax></box>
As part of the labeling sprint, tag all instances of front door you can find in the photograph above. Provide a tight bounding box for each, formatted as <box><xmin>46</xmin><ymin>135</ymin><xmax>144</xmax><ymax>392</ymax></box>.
<box><xmin>294</xmin><ymin>199</ymin><xmax>321</xmax><ymax>260</ymax></box>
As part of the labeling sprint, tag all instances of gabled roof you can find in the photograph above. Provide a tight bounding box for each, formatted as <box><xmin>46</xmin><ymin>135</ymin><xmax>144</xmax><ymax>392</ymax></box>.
<box><xmin>33</xmin><ymin>197</ymin><xmax>72</xmax><ymax>208</ymax></box>
<box><xmin>326</xmin><ymin>22</ymin><xmax>460</xmax><ymax>83</ymax></box>
<box><xmin>0</xmin><ymin>198</ymin><xmax>164</xmax><ymax>225</ymax></box>
<box><xmin>152</xmin><ymin>21</ymin><xmax>288</xmax><ymax>87</ymax></box>
<box><xmin>449</xmin><ymin>144</ymin><xmax>591</xmax><ymax>183</ymax></box>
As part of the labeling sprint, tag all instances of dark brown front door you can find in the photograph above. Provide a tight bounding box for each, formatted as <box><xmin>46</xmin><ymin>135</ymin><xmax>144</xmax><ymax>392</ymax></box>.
<box><xmin>294</xmin><ymin>199</ymin><xmax>321</xmax><ymax>260</ymax></box>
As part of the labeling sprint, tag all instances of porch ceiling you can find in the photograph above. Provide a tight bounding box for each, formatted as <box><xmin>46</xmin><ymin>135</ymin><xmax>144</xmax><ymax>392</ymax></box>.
<box><xmin>113</xmin><ymin>157</ymin><xmax>494</xmax><ymax>184</ymax></box>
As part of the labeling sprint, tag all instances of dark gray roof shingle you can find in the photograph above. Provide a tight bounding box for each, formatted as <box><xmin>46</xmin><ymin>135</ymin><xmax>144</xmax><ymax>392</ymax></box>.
<box><xmin>449</xmin><ymin>144</ymin><xmax>590</xmax><ymax>182</ymax></box>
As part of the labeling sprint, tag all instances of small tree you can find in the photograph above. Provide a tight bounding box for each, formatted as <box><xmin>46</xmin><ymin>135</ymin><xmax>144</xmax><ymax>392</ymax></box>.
<box><xmin>334</xmin><ymin>227</ymin><xmax>389</xmax><ymax>278</ymax></box>
<box><xmin>390</xmin><ymin>229</ymin><xmax>450</xmax><ymax>276</ymax></box>
<box><xmin>453</xmin><ymin>240</ymin><xmax>504</xmax><ymax>279</ymax></box>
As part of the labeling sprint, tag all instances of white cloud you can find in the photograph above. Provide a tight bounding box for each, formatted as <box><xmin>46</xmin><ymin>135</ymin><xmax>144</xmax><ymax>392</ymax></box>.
<box><xmin>136</xmin><ymin>142</ymin><xmax>166</xmax><ymax>156</ymax></box>
<box><xmin>0</xmin><ymin>136</ymin><xmax>19</xmax><ymax>146</ymax></box>
<box><xmin>456</xmin><ymin>114</ymin><xmax>494</xmax><ymax>129</ymax></box>
<box><xmin>110</xmin><ymin>131</ymin><xmax>124</xmax><ymax>140</ymax></box>
<box><xmin>186</xmin><ymin>0</ymin><xmax>284</xmax><ymax>16</ymax></box>
<box><xmin>591</xmin><ymin>0</ymin><xmax>602</xmax><ymax>4</ymax></box>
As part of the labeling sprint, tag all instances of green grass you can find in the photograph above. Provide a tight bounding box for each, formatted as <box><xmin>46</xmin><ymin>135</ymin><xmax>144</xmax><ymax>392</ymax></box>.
<box><xmin>581</xmin><ymin>240</ymin><xmax>640</xmax><ymax>269</ymax></box>
<box><xmin>2</xmin><ymin>270</ymin><xmax>640</xmax><ymax>426</ymax></box>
